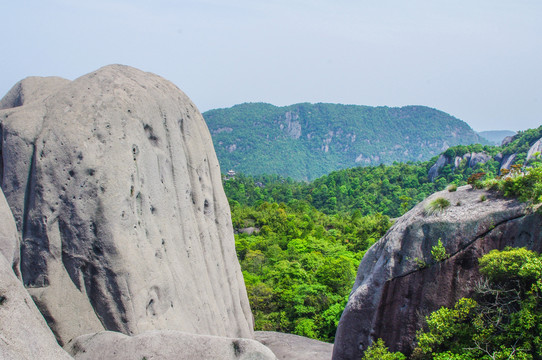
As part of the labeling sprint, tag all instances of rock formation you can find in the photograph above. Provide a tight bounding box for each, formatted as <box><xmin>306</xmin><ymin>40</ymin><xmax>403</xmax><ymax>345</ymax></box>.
<box><xmin>0</xmin><ymin>188</ymin><xmax>72</xmax><ymax>360</ymax></box>
<box><xmin>333</xmin><ymin>185</ymin><xmax>542</xmax><ymax>359</ymax></box>
<box><xmin>0</xmin><ymin>65</ymin><xmax>253</xmax><ymax>346</ymax></box>
<box><xmin>254</xmin><ymin>331</ymin><xmax>334</xmax><ymax>360</ymax></box>
<box><xmin>66</xmin><ymin>330</ymin><xmax>276</xmax><ymax>360</ymax></box>
<box><xmin>427</xmin><ymin>134</ymin><xmax>542</xmax><ymax>181</ymax></box>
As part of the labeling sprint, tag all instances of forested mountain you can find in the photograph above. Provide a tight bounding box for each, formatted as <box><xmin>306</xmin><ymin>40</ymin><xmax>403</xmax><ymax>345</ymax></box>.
<box><xmin>204</xmin><ymin>102</ymin><xmax>487</xmax><ymax>180</ymax></box>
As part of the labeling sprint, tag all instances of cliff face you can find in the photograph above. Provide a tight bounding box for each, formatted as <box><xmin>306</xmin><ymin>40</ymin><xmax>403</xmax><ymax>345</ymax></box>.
<box><xmin>332</xmin><ymin>186</ymin><xmax>542</xmax><ymax>359</ymax></box>
<box><xmin>0</xmin><ymin>65</ymin><xmax>253</xmax><ymax>345</ymax></box>
<box><xmin>0</xmin><ymin>187</ymin><xmax>72</xmax><ymax>360</ymax></box>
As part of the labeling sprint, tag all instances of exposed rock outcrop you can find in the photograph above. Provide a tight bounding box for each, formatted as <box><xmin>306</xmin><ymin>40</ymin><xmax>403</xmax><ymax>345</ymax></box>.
<box><xmin>66</xmin><ymin>330</ymin><xmax>277</xmax><ymax>360</ymax></box>
<box><xmin>0</xmin><ymin>187</ymin><xmax>21</xmax><ymax>275</ymax></box>
<box><xmin>467</xmin><ymin>152</ymin><xmax>491</xmax><ymax>168</ymax></box>
<box><xmin>427</xmin><ymin>154</ymin><xmax>448</xmax><ymax>181</ymax></box>
<box><xmin>0</xmin><ymin>188</ymin><xmax>72</xmax><ymax>360</ymax></box>
<box><xmin>333</xmin><ymin>186</ymin><xmax>542</xmax><ymax>359</ymax></box>
<box><xmin>428</xmin><ymin>134</ymin><xmax>542</xmax><ymax>180</ymax></box>
<box><xmin>500</xmin><ymin>153</ymin><xmax>517</xmax><ymax>171</ymax></box>
<box><xmin>526</xmin><ymin>138</ymin><xmax>542</xmax><ymax>161</ymax></box>
<box><xmin>0</xmin><ymin>65</ymin><xmax>253</xmax><ymax>345</ymax></box>
<box><xmin>254</xmin><ymin>331</ymin><xmax>333</xmax><ymax>360</ymax></box>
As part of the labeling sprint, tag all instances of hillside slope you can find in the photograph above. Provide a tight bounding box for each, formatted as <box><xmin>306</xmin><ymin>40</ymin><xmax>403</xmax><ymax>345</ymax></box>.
<box><xmin>204</xmin><ymin>103</ymin><xmax>486</xmax><ymax>180</ymax></box>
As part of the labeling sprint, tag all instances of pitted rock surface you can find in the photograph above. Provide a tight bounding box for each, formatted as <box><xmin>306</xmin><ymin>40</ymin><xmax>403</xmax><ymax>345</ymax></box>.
<box><xmin>333</xmin><ymin>185</ymin><xmax>542</xmax><ymax>359</ymax></box>
<box><xmin>0</xmin><ymin>65</ymin><xmax>253</xmax><ymax>345</ymax></box>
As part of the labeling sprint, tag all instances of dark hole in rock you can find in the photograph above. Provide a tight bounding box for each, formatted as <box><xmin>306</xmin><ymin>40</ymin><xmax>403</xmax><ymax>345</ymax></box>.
<box><xmin>232</xmin><ymin>341</ymin><xmax>242</xmax><ymax>357</ymax></box>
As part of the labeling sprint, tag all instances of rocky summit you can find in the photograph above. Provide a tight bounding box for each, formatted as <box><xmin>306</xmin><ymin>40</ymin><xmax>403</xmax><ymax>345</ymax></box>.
<box><xmin>332</xmin><ymin>185</ymin><xmax>542</xmax><ymax>359</ymax></box>
<box><xmin>0</xmin><ymin>65</ymin><xmax>281</xmax><ymax>359</ymax></box>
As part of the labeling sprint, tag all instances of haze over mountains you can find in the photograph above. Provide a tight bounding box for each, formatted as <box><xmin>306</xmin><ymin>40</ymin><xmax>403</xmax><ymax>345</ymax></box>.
<box><xmin>204</xmin><ymin>103</ymin><xmax>488</xmax><ymax>180</ymax></box>
<box><xmin>478</xmin><ymin>130</ymin><xmax>516</xmax><ymax>145</ymax></box>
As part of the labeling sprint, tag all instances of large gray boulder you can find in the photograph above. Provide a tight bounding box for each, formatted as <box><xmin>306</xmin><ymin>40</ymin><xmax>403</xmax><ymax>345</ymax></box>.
<box><xmin>66</xmin><ymin>330</ymin><xmax>276</xmax><ymax>360</ymax></box>
<box><xmin>526</xmin><ymin>137</ymin><xmax>542</xmax><ymax>162</ymax></box>
<box><xmin>333</xmin><ymin>185</ymin><xmax>542</xmax><ymax>359</ymax></box>
<box><xmin>500</xmin><ymin>153</ymin><xmax>516</xmax><ymax>171</ymax></box>
<box><xmin>467</xmin><ymin>152</ymin><xmax>491</xmax><ymax>168</ymax></box>
<box><xmin>427</xmin><ymin>154</ymin><xmax>448</xmax><ymax>181</ymax></box>
<box><xmin>0</xmin><ymin>65</ymin><xmax>253</xmax><ymax>345</ymax></box>
<box><xmin>0</xmin><ymin>188</ymin><xmax>72</xmax><ymax>360</ymax></box>
<box><xmin>254</xmin><ymin>331</ymin><xmax>333</xmax><ymax>360</ymax></box>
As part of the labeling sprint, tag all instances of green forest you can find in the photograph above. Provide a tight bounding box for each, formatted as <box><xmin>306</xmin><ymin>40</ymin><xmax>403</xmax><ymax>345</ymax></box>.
<box><xmin>205</xmin><ymin>102</ymin><xmax>486</xmax><ymax>180</ymax></box>
<box><xmin>224</xmin><ymin>126</ymin><xmax>542</xmax><ymax>356</ymax></box>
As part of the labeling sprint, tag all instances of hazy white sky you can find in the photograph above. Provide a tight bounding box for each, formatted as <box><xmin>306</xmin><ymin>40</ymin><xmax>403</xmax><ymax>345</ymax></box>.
<box><xmin>2</xmin><ymin>0</ymin><xmax>541</xmax><ymax>131</ymax></box>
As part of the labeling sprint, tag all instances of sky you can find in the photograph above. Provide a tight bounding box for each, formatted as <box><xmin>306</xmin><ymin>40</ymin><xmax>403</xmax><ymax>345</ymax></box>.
<box><xmin>1</xmin><ymin>0</ymin><xmax>541</xmax><ymax>132</ymax></box>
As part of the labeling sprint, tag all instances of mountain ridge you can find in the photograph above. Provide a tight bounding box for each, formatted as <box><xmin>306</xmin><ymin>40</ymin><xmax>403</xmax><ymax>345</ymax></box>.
<box><xmin>204</xmin><ymin>102</ymin><xmax>487</xmax><ymax>180</ymax></box>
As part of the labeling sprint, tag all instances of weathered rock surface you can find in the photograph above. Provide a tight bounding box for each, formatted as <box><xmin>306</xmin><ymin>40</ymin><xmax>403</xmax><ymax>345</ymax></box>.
<box><xmin>428</xmin><ymin>151</ymin><xmax>493</xmax><ymax>181</ymax></box>
<box><xmin>0</xmin><ymin>65</ymin><xmax>253</xmax><ymax>345</ymax></box>
<box><xmin>0</xmin><ymin>188</ymin><xmax>72</xmax><ymax>360</ymax></box>
<box><xmin>333</xmin><ymin>185</ymin><xmax>542</xmax><ymax>359</ymax></box>
<box><xmin>467</xmin><ymin>152</ymin><xmax>491</xmax><ymax>168</ymax></box>
<box><xmin>0</xmin><ymin>188</ymin><xmax>20</xmax><ymax>275</ymax></box>
<box><xmin>527</xmin><ymin>138</ymin><xmax>542</xmax><ymax>161</ymax></box>
<box><xmin>254</xmin><ymin>331</ymin><xmax>333</xmax><ymax>360</ymax></box>
<box><xmin>66</xmin><ymin>330</ymin><xmax>276</xmax><ymax>360</ymax></box>
<box><xmin>427</xmin><ymin>154</ymin><xmax>448</xmax><ymax>181</ymax></box>
<box><xmin>500</xmin><ymin>153</ymin><xmax>517</xmax><ymax>171</ymax></box>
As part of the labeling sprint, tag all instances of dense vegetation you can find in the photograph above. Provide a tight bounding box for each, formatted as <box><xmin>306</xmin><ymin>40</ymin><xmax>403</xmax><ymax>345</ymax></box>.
<box><xmin>224</xmin><ymin>162</ymin><xmax>444</xmax><ymax>218</ymax></box>
<box><xmin>233</xmin><ymin>201</ymin><xmax>390</xmax><ymax>341</ymax></box>
<box><xmin>205</xmin><ymin>102</ymin><xmax>485</xmax><ymax>180</ymax></box>
<box><xmin>223</xmin><ymin>125</ymin><xmax>542</xmax><ymax>345</ymax></box>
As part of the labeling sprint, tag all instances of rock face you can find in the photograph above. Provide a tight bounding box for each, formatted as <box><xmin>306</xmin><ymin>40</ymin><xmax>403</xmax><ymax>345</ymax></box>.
<box><xmin>254</xmin><ymin>331</ymin><xmax>333</xmax><ymax>360</ymax></box>
<box><xmin>333</xmin><ymin>186</ymin><xmax>542</xmax><ymax>359</ymax></box>
<box><xmin>66</xmin><ymin>330</ymin><xmax>277</xmax><ymax>360</ymax></box>
<box><xmin>427</xmin><ymin>154</ymin><xmax>448</xmax><ymax>181</ymax></box>
<box><xmin>526</xmin><ymin>138</ymin><xmax>542</xmax><ymax>161</ymax></box>
<box><xmin>0</xmin><ymin>188</ymin><xmax>72</xmax><ymax>360</ymax></box>
<box><xmin>0</xmin><ymin>187</ymin><xmax>21</xmax><ymax>276</ymax></box>
<box><xmin>427</xmin><ymin>134</ymin><xmax>542</xmax><ymax>180</ymax></box>
<box><xmin>0</xmin><ymin>65</ymin><xmax>253</xmax><ymax>345</ymax></box>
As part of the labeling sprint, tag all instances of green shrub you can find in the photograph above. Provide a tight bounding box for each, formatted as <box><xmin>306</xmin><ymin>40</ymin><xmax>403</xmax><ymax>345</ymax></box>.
<box><xmin>479</xmin><ymin>247</ymin><xmax>542</xmax><ymax>285</ymax></box>
<box><xmin>447</xmin><ymin>184</ymin><xmax>457</xmax><ymax>192</ymax></box>
<box><xmin>425</xmin><ymin>197</ymin><xmax>451</xmax><ymax>215</ymax></box>
<box><xmin>497</xmin><ymin>167</ymin><xmax>542</xmax><ymax>203</ymax></box>
<box><xmin>414</xmin><ymin>257</ymin><xmax>427</xmax><ymax>269</ymax></box>
<box><xmin>467</xmin><ymin>172</ymin><xmax>486</xmax><ymax>188</ymax></box>
<box><xmin>414</xmin><ymin>248</ymin><xmax>542</xmax><ymax>359</ymax></box>
<box><xmin>362</xmin><ymin>338</ymin><xmax>406</xmax><ymax>360</ymax></box>
<box><xmin>431</xmin><ymin>239</ymin><xmax>449</xmax><ymax>262</ymax></box>
<box><xmin>479</xmin><ymin>194</ymin><xmax>487</xmax><ymax>202</ymax></box>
